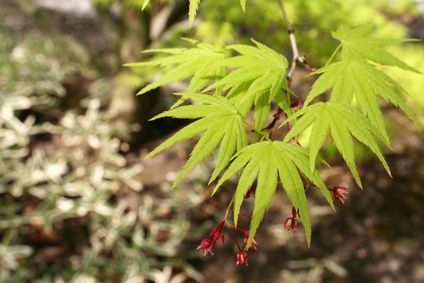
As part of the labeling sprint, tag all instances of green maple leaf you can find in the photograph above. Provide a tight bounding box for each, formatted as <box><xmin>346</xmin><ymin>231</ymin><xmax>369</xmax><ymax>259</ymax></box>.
<box><xmin>284</xmin><ymin>102</ymin><xmax>391</xmax><ymax>188</ymax></box>
<box><xmin>146</xmin><ymin>93</ymin><xmax>247</xmax><ymax>187</ymax></box>
<box><xmin>213</xmin><ymin>141</ymin><xmax>334</xmax><ymax>247</ymax></box>
<box><xmin>305</xmin><ymin>27</ymin><xmax>419</xmax><ymax>142</ymax></box>
<box><xmin>216</xmin><ymin>39</ymin><xmax>288</xmax><ymax>100</ymax></box>
<box><xmin>126</xmin><ymin>42</ymin><xmax>225</xmax><ymax>95</ymax></box>
<box><xmin>211</xmin><ymin>39</ymin><xmax>288</xmax><ymax>128</ymax></box>
<box><xmin>333</xmin><ymin>26</ymin><xmax>421</xmax><ymax>73</ymax></box>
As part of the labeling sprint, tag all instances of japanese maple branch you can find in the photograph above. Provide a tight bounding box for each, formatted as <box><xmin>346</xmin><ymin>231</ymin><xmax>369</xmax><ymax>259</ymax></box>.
<box><xmin>276</xmin><ymin>0</ymin><xmax>315</xmax><ymax>82</ymax></box>
<box><xmin>262</xmin><ymin>0</ymin><xmax>308</xmax><ymax>135</ymax></box>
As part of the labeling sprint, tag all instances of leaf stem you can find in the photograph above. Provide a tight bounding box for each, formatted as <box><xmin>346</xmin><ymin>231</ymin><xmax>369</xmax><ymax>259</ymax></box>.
<box><xmin>244</xmin><ymin>121</ymin><xmax>269</xmax><ymax>139</ymax></box>
<box><xmin>224</xmin><ymin>196</ymin><xmax>235</xmax><ymax>227</ymax></box>
<box><xmin>325</xmin><ymin>44</ymin><xmax>342</xmax><ymax>66</ymax></box>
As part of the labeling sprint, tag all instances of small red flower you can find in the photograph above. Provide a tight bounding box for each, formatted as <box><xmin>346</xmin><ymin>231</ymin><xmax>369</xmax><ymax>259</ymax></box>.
<box><xmin>283</xmin><ymin>207</ymin><xmax>300</xmax><ymax>232</ymax></box>
<box><xmin>236</xmin><ymin>250</ymin><xmax>249</xmax><ymax>266</ymax></box>
<box><xmin>197</xmin><ymin>221</ymin><xmax>225</xmax><ymax>256</ymax></box>
<box><xmin>329</xmin><ymin>185</ymin><xmax>350</xmax><ymax>203</ymax></box>
<box><xmin>197</xmin><ymin>239</ymin><xmax>214</xmax><ymax>256</ymax></box>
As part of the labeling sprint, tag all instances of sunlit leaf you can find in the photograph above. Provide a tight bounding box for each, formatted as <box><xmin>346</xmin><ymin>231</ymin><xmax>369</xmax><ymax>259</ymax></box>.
<box><xmin>147</xmin><ymin>93</ymin><xmax>247</xmax><ymax>187</ymax></box>
<box><xmin>213</xmin><ymin>141</ymin><xmax>334</xmax><ymax>247</ymax></box>
<box><xmin>284</xmin><ymin>102</ymin><xmax>391</xmax><ymax>188</ymax></box>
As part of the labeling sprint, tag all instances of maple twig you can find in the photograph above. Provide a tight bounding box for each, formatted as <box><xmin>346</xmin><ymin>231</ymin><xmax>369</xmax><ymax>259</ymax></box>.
<box><xmin>277</xmin><ymin>0</ymin><xmax>315</xmax><ymax>81</ymax></box>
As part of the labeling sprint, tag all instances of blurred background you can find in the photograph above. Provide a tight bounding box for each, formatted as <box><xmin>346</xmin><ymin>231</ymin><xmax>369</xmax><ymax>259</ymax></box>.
<box><xmin>0</xmin><ymin>0</ymin><xmax>423</xmax><ymax>282</ymax></box>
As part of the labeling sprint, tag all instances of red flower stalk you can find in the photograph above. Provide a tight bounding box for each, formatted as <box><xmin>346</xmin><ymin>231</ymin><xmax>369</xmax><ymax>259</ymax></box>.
<box><xmin>306</xmin><ymin>66</ymin><xmax>316</xmax><ymax>73</ymax></box>
<box><xmin>283</xmin><ymin>207</ymin><xmax>300</xmax><ymax>232</ymax></box>
<box><xmin>197</xmin><ymin>221</ymin><xmax>225</xmax><ymax>256</ymax></box>
<box><xmin>229</xmin><ymin>226</ymin><xmax>251</xmax><ymax>266</ymax></box>
<box><xmin>236</xmin><ymin>250</ymin><xmax>249</xmax><ymax>266</ymax></box>
<box><xmin>329</xmin><ymin>185</ymin><xmax>350</xmax><ymax>203</ymax></box>
<box><xmin>298</xmin><ymin>56</ymin><xmax>316</xmax><ymax>73</ymax></box>
<box><xmin>241</xmin><ymin>229</ymin><xmax>258</xmax><ymax>251</ymax></box>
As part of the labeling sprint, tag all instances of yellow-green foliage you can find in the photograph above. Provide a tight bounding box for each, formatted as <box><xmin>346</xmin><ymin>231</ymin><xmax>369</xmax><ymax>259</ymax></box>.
<box><xmin>132</xmin><ymin>23</ymin><xmax>419</xmax><ymax>246</ymax></box>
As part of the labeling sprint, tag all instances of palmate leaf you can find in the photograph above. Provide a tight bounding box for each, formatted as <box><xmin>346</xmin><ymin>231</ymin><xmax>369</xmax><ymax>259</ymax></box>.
<box><xmin>213</xmin><ymin>141</ymin><xmax>334</xmax><ymax>247</ymax></box>
<box><xmin>212</xmin><ymin>39</ymin><xmax>288</xmax><ymax>128</ymax></box>
<box><xmin>216</xmin><ymin>39</ymin><xmax>288</xmax><ymax>100</ymax></box>
<box><xmin>306</xmin><ymin>27</ymin><xmax>420</xmax><ymax>141</ymax></box>
<box><xmin>284</xmin><ymin>102</ymin><xmax>391</xmax><ymax>188</ymax></box>
<box><xmin>146</xmin><ymin>93</ymin><xmax>247</xmax><ymax>187</ymax></box>
<box><xmin>126</xmin><ymin>42</ymin><xmax>225</xmax><ymax>95</ymax></box>
<box><xmin>306</xmin><ymin>60</ymin><xmax>391</xmax><ymax>143</ymax></box>
<box><xmin>333</xmin><ymin>26</ymin><xmax>421</xmax><ymax>73</ymax></box>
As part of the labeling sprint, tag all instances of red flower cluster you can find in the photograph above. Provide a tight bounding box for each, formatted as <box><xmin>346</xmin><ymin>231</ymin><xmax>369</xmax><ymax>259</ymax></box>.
<box><xmin>197</xmin><ymin>221</ymin><xmax>257</xmax><ymax>266</ymax></box>
<box><xmin>329</xmin><ymin>185</ymin><xmax>350</xmax><ymax>203</ymax></box>
<box><xmin>196</xmin><ymin>221</ymin><xmax>225</xmax><ymax>256</ymax></box>
<box><xmin>283</xmin><ymin>207</ymin><xmax>300</xmax><ymax>232</ymax></box>
<box><xmin>197</xmin><ymin>185</ymin><xmax>351</xmax><ymax>265</ymax></box>
<box><xmin>236</xmin><ymin>250</ymin><xmax>248</xmax><ymax>266</ymax></box>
